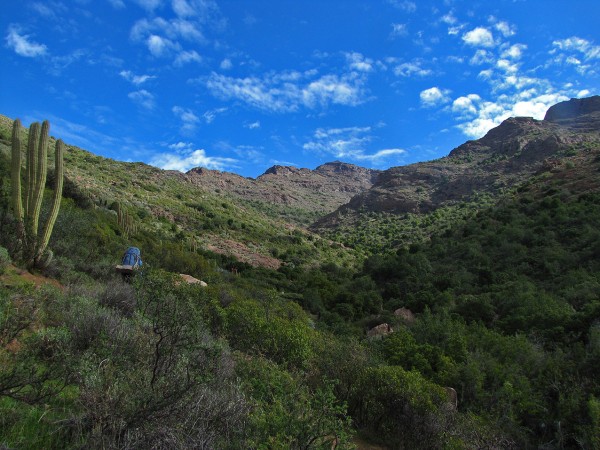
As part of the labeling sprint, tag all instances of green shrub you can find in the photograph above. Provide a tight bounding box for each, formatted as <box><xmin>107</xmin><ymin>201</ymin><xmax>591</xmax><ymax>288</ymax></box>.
<box><xmin>0</xmin><ymin>245</ymin><xmax>10</xmax><ymax>274</ymax></box>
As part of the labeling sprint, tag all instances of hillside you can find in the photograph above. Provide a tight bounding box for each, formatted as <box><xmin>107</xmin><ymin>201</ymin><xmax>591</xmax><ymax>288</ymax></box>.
<box><xmin>313</xmin><ymin>96</ymin><xmax>600</xmax><ymax>252</ymax></box>
<box><xmin>0</xmin><ymin>115</ymin><xmax>363</xmax><ymax>271</ymax></box>
<box><xmin>186</xmin><ymin>161</ymin><xmax>380</xmax><ymax>225</ymax></box>
<box><xmin>2</xmin><ymin>98</ymin><xmax>600</xmax><ymax>449</ymax></box>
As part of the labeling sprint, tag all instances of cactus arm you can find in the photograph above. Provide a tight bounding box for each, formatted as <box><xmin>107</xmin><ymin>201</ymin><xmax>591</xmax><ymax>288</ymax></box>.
<box><xmin>10</xmin><ymin>119</ymin><xmax>24</xmax><ymax>234</ymax></box>
<box><xmin>31</xmin><ymin>120</ymin><xmax>49</xmax><ymax>238</ymax></box>
<box><xmin>24</xmin><ymin>122</ymin><xmax>40</xmax><ymax>222</ymax></box>
<box><xmin>37</xmin><ymin>139</ymin><xmax>64</xmax><ymax>261</ymax></box>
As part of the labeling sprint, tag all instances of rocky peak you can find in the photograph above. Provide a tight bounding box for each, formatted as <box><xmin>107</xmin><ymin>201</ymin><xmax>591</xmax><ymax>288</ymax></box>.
<box><xmin>262</xmin><ymin>165</ymin><xmax>302</xmax><ymax>176</ymax></box>
<box><xmin>544</xmin><ymin>96</ymin><xmax>600</xmax><ymax>122</ymax></box>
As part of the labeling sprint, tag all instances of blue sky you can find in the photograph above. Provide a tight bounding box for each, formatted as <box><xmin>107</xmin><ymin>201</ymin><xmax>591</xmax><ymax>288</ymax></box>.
<box><xmin>2</xmin><ymin>0</ymin><xmax>599</xmax><ymax>178</ymax></box>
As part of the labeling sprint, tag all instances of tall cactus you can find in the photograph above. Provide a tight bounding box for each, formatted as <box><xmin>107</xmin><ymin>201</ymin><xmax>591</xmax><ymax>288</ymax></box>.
<box><xmin>11</xmin><ymin>119</ymin><xmax>65</xmax><ymax>268</ymax></box>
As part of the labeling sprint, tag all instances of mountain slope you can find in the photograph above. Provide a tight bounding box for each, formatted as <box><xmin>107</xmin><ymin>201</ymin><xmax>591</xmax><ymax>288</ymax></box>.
<box><xmin>0</xmin><ymin>115</ymin><xmax>361</xmax><ymax>270</ymax></box>
<box><xmin>186</xmin><ymin>161</ymin><xmax>380</xmax><ymax>225</ymax></box>
<box><xmin>312</xmin><ymin>96</ymin><xmax>600</xmax><ymax>251</ymax></box>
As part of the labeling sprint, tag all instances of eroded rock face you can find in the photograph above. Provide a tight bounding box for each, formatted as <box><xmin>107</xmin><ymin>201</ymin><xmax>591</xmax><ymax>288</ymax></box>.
<box><xmin>544</xmin><ymin>96</ymin><xmax>600</xmax><ymax>122</ymax></box>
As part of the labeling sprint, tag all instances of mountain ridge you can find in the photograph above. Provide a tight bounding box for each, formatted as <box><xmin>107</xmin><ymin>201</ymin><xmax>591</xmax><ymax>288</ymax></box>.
<box><xmin>312</xmin><ymin>96</ymin><xmax>600</xmax><ymax>234</ymax></box>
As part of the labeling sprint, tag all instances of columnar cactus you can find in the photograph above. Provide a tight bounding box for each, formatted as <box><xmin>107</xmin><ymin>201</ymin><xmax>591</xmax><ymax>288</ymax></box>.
<box><xmin>11</xmin><ymin>119</ymin><xmax>65</xmax><ymax>268</ymax></box>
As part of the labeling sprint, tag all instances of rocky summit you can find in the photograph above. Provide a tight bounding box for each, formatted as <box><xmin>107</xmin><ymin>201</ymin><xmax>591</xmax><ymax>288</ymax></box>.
<box><xmin>313</xmin><ymin>96</ymin><xmax>600</xmax><ymax>231</ymax></box>
<box><xmin>186</xmin><ymin>161</ymin><xmax>380</xmax><ymax>222</ymax></box>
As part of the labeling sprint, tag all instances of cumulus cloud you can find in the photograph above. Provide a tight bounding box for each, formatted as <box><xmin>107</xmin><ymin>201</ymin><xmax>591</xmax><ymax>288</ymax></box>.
<box><xmin>303</xmin><ymin>126</ymin><xmax>405</xmax><ymax>164</ymax></box>
<box><xmin>220</xmin><ymin>58</ymin><xmax>233</xmax><ymax>70</ymax></box>
<box><xmin>462</xmin><ymin>27</ymin><xmax>495</xmax><ymax>48</ymax></box>
<box><xmin>501</xmin><ymin>43</ymin><xmax>526</xmax><ymax>60</ymax></box>
<box><xmin>551</xmin><ymin>36</ymin><xmax>600</xmax><ymax>74</ymax></box>
<box><xmin>553</xmin><ymin>36</ymin><xmax>600</xmax><ymax>59</ymax></box>
<box><xmin>420</xmin><ymin>87</ymin><xmax>451</xmax><ymax>107</ymax></box>
<box><xmin>392</xmin><ymin>59</ymin><xmax>432</xmax><ymax>77</ymax></box>
<box><xmin>172</xmin><ymin>0</ymin><xmax>219</xmax><ymax>19</ymax></box>
<box><xmin>174</xmin><ymin>49</ymin><xmax>201</xmax><ymax>65</ymax></box>
<box><xmin>128</xmin><ymin>90</ymin><xmax>155</xmax><ymax>109</ymax></box>
<box><xmin>173</xmin><ymin>106</ymin><xmax>200</xmax><ymax>133</ymax></box>
<box><xmin>206</xmin><ymin>69</ymin><xmax>368</xmax><ymax>113</ymax></box>
<box><xmin>245</xmin><ymin>121</ymin><xmax>260</xmax><ymax>129</ymax></box>
<box><xmin>150</xmin><ymin>143</ymin><xmax>237</xmax><ymax>172</ymax></box>
<box><xmin>454</xmin><ymin>93</ymin><xmax>569</xmax><ymax>138</ymax></box>
<box><xmin>345</xmin><ymin>52</ymin><xmax>374</xmax><ymax>72</ymax></box>
<box><xmin>130</xmin><ymin>15</ymin><xmax>210</xmax><ymax>60</ymax></box>
<box><xmin>469</xmin><ymin>49</ymin><xmax>494</xmax><ymax>65</ymax></box>
<box><xmin>451</xmin><ymin>94</ymin><xmax>481</xmax><ymax>116</ymax></box>
<box><xmin>494</xmin><ymin>21</ymin><xmax>515</xmax><ymax>37</ymax></box>
<box><xmin>120</xmin><ymin>70</ymin><xmax>156</xmax><ymax>85</ymax></box>
<box><xmin>147</xmin><ymin>34</ymin><xmax>178</xmax><ymax>57</ymax></box>
<box><xmin>5</xmin><ymin>25</ymin><xmax>47</xmax><ymax>57</ymax></box>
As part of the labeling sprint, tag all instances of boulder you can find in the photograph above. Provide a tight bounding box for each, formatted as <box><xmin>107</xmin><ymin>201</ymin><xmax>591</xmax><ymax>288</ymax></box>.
<box><xmin>394</xmin><ymin>307</ymin><xmax>415</xmax><ymax>323</ymax></box>
<box><xmin>367</xmin><ymin>323</ymin><xmax>393</xmax><ymax>338</ymax></box>
<box><xmin>178</xmin><ymin>274</ymin><xmax>208</xmax><ymax>286</ymax></box>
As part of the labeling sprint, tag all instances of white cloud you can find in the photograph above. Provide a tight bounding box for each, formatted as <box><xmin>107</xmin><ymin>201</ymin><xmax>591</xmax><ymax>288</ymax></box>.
<box><xmin>501</xmin><ymin>43</ymin><xmax>526</xmax><ymax>60</ymax></box>
<box><xmin>130</xmin><ymin>16</ymin><xmax>207</xmax><ymax>60</ymax></box>
<box><xmin>455</xmin><ymin>93</ymin><xmax>570</xmax><ymax>139</ymax></box>
<box><xmin>147</xmin><ymin>34</ymin><xmax>178</xmax><ymax>56</ymax></box>
<box><xmin>355</xmin><ymin>148</ymin><xmax>406</xmax><ymax>161</ymax></box>
<box><xmin>120</xmin><ymin>70</ymin><xmax>156</xmax><ymax>85</ymax></box>
<box><xmin>494</xmin><ymin>21</ymin><xmax>515</xmax><ymax>37</ymax></box>
<box><xmin>462</xmin><ymin>27</ymin><xmax>495</xmax><ymax>48</ymax></box>
<box><xmin>173</xmin><ymin>106</ymin><xmax>200</xmax><ymax>133</ymax></box>
<box><xmin>452</xmin><ymin>94</ymin><xmax>481</xmax><ymax>116</ymax></box>
<box><xmin>496</xmin><ymin>59</ymin><xmax>519</xmax><ymax>73</ymax></box>
<box><xmin>220</xmin><ymin>58</ymin><xmax>233</xmax><ymax>70</ymax></box>
<box><xmin>388</xmin><ymin>0</ymin><xmax>416</xmax><ymax>12</ymax></box>
<box><xmin>390</xmin><ymin>23</ymin><xmax>408</xmax><ymax>38</ymax></box>
<box><xmin>128</xmin><ymin>90</ymin><xmax>155</xmax><ymax>109</ymax></box>
<box><xmin>345</xmin><ymin>52</ymin><xmax>374</xmax><ymax>72</ymax></box>
<box><xmin>304</xmin><ymin>126</ymin><xmax>404</xmax><ymax>163</ymax></box>
<box><xmin>174</xmin><ymin>49</ymin><xmax>201</xmax><ymax>65</ymax></box>
<box><xmin>151</xmin><ymin>145</ymin><xmax>237</xmax><ymax>172</ymax></box>
<box><xmin>551</xmin><ymin>36</ymin><xmax>600</xmax><ymax>74</ymax></box>
<box><xmin>552</xmin><ymin>36</ymin><xmax>600</xmax><ymax>60</ymax></box>
<box><xmin>245</xmin><ymin>121</ymin><xmax>260</xmax><ymax>129</ymax></box>
<box><xmin>392</xmin><ymin>59</ymin><xmax>432</xmax><ymax>77</ymax></box>
<box><xmin>171</xmin><ymin>0</ymin><xmax>219</xmax><ymax>19</ymax></box>
<box><xmin>202</xmin><ymin>107</ymin><xmax>227</xmax><ymax>124</ymax></box>
<box><xmin>420</xmin><ymin>87</ymin><xmax>451</xmax><ymax>107</ymax></box>
<box><xmin>206</xmin><ymin>70</ymin><xmax>367</xmax><ymax>113</ymax></box>
<box><xmin>5</xmin><ymin>25</ymin><xmax>47</xmax><ymax>57</ymax></box>
<box><xmin>469</xmin><ymin>49</ymin><xmax>493</xmax><ymax>65</ymax></box>
<box><xmin>134</xmin><ymin>0</ymin><xmax>163</xmax><ymax>12</ymax></box>
<box><xmin>441</xmin><ymin>12</ymin><xmax>457</xmax><ymax>25</ymax></box>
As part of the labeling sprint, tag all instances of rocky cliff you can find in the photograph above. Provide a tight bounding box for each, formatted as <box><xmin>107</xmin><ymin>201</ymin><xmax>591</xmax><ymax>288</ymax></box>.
<box><xmin>313</xmin><ymin>96</ymin><xmax>600</xmax><ymax>231</ymax></box>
